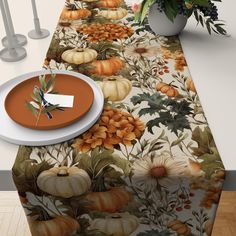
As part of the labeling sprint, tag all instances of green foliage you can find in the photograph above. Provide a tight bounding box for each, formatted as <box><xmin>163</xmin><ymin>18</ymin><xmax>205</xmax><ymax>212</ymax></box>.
<box><xmin>25</xmin><ymin>102</ymin><xmax>38</xmax><ymax>117</ymax></box>
<box><xmin>192</xmin><ymin>209</ymin><xmax>209</xmax><ymax>235</ymax></box>
<box><xmin>164</xmin><ymin>0</ymin><xmax>179</xmax><ymax>22</ymax></box>
<box><xmin>191</xmin><ymin>126</ymin><xmax>216</xmax><ymax>156</ymax></box>
<box><xmin>131</xmin><ymin>92</ymin><xmax>193</xmax><ymax>135</ymax></box>
<box><xmin>199</xmin><ymin>147</ymin><xmax>224</xmax><ymax>177</ymax></box>
<box><xmin>46</xmin><ymin>37</ymin><xmax>72</xmax><ymax>63</ymax></box>
<box><xmin>90</xmin><ymin>41</ymin><xmax>121</xmax><ymax>60</ymax></box>
<box><xmin>57</xmin><ymin>195</ymin><xmax>92</xmax><ymax>217</ymax></box>
<box><xmin>191</xmin><ymin>127</ymin><xmax>225</xmax><ymax>176</ymax></box>
<box><xmin>130</xmin><ymin>17</ymin><xmax>153</xmax><ymax>35</ymax></box>
<box><xmin>134</xmin><ymin>0</ymin><xmax>226</xmax><ymax>35</ymax></box>
<box><xmin>42</xmin><ymin>104</ymin><xmax>60</xmax><ymax>114</ymax></box>
<box><xmin>76</xmin><ymin>148</ymin><xmax>131</xmax><ymax>179</ymax></box>
<box><xmin>12</xmin><ymin>147</ymin><xmax>53</xmax><ymax>194</ymax></box>
<box><xmin>134</xmin><ymin>0</ymin><xmax>155</xmax><ymax>23</ymax></box>
<box><xmin>194</xmin><ymin>0</ymin><xmax>210</xmax><ymax>7</ymax></box>
<box><xmin>141</xmin><ymin>0</ymin><xmax>156</xmax><ymax>22</ymax></box>
<box><xmin>38</xmin><ymin>73</ymin><xmax>56</xmax><ymax>93</ymax></box>
<box><xmin>83</xmin><ymin>14</ymin><xmax>111</xmax><ymax>24</ymax></box>
<box><xmin>74</xmin><ymin>229</ymin><xmax>109</xmax><ymax>236</ymax></box>
<box><xmin>193</xmin><ymin>9</ymin><xmax>227</xmax><ymax>35</ymax></box>
<box><xmin>137</xmin><ymin>229</ymin><xmax>173</xmax><ymax>236</ymax></box>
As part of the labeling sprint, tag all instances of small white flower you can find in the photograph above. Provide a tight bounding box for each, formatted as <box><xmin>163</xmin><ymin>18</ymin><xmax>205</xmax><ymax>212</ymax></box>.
<box><xmin>132</xmin><ymin>152</ymin><xmax>187</xmax><ymax>189</ymax></box>
<box><xmin>125</xmin><ymin>44</ymin><xmax>161</xmax><ymax>58</ymax></box>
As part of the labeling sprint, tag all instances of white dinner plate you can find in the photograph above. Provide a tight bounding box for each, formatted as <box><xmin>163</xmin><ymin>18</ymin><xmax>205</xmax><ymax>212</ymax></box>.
<box><xmin>0</xmin><ymin>70</ymin><xmax>104</xmax><ymax>146</ymax></box>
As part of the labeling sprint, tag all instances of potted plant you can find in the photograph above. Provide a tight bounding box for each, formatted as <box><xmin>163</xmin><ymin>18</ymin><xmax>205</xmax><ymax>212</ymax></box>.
<box><xmin>129</xmin><ymin>0</ymin><xmax>226</xmax><ymax>36</ymax></box>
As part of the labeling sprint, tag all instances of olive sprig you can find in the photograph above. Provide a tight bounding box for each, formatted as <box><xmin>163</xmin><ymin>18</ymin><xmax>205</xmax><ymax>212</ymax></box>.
<box><xmin>25</xmin><ymin>73</ymin><xmax>64</xmax><ymax>126</ymax></box>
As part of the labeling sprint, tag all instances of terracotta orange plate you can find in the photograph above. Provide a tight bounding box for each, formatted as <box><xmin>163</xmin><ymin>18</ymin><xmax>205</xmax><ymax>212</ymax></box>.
<box><xmin>5</xmin><ymin>73</ymin><xmax>94</xmax><ymax>130</ymax></box>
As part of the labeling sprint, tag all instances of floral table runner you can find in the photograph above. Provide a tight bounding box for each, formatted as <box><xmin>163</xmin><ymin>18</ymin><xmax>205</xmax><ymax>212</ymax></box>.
<box><xmin>12</xmin><ymin>0</ymin><xmax>225</xmax><ymax>235</ymax></box>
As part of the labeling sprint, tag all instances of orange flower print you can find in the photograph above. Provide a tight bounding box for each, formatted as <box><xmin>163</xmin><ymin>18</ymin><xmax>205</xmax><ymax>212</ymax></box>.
<box><xmin>73</xmin><ymin>107</ymin><xmax>145</xmax><ymax>152</ymax></box>
<box><xmin>160</xmin><ymin>47</ymin><xmax>187</xmax><ymax>72</ymax></box>
<box><xmin>117</xmin><ymin>129</ymin><xmax>136</xmax><ymax>146</ymax></box>
<box><xmin>174</xmin><ymin>51</ymin><xmax>187</xmax><ymax>72</ymax></box>
<box><xmin>73</xmin><ymin>124</ymin><xmax>107</xmax><ymax>152</ymax></box>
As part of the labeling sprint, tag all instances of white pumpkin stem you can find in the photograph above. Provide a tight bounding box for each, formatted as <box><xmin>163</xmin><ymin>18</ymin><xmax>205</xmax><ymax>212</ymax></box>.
<box><xmin>57</xmin><ymin>169</ymin><xmax>69</xmax><ymax>177</ymax></box>
<box><xmin>76</xmin><ymin>48</ymin><xmax>85</xmax><ymax>52</ymax></box>
<box><xmin>108</xmin><ymin>78</ymin><xmax>117</xmax><ymax>81</ymax></box>
<box><xmin>111</xmin><ymin>215</ymin><xmax>122</xmax><ymax>219</ymax></box>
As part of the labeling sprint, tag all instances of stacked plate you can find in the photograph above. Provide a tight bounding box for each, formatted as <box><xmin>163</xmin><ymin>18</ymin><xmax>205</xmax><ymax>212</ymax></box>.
<box><xmin>0</xmin><ymin>70</ymin><xmax>104</xmax><ymax>146</ymax></box>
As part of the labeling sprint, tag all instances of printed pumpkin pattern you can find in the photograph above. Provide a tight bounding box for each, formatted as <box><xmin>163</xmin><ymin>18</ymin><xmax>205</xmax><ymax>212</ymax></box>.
<box><xmin>12</xmin><ymin>0</ymin><xmax>225</xmax><ymax>235</ymax></box>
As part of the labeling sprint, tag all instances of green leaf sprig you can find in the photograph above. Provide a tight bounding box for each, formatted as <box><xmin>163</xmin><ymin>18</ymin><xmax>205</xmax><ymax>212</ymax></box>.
<box><xmin>25</xmin><ymin>73</ymin><xmax>60</xmax><ymax>126</ymax></box>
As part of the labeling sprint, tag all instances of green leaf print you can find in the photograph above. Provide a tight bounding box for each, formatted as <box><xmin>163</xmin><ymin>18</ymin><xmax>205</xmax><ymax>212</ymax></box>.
<box><xmin>76</xmin><ymin>148</ymin><xmax>131</xmax><ymax>179</ymax></box>
<box><xmin>131</xmin><ymin>92</ymin><xmax>193</xmax><ymax>135</ymax></box>
<box><xmin>146</xmin><ymin>112</ymin><xmax>191</xmax><ymax>135</ymax></box>
<box><xmin>12</xmin><ymin>146</ymin><xmax>53</xmax><ymax>194</ymax></box>
<box><xmin>191</xmin><ymin>127</ymin><xmax>224</xmax><ymax>176</ymax></box>
<box><xmin>191</xmin><ymin>126</ymin><xmax>218</xmax><ymax>157</ymax></box>
<box><xmin>199</xmin><ymin>147</ymin><xmax>224</xmax><ymax>177</ymax></box>
<box><xmin>137</xmin><ymin>229</ymin><xmax>173</xmax><ymax>236</ymax></box>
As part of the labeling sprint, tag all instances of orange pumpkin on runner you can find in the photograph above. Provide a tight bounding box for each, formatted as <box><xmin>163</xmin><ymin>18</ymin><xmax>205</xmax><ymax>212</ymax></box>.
<box><xmin>29</xmin><ymin>215</ymin><xmax>80</xmax><ymax>236</ymax></box>
<box><xmin>156</xmin><ymin>82</ymin><xmax>179</xmax><ymax>97</ymax></box>
<box><xmin>186</xmin><ymin>78</ymin><xmax>196</xmax><ymax>93</ymax></box>
<box><xmin>60</xmin><ymin>6</ymin><xmax>91</xmax><ymax>20</ymax></box>
<box><xmin>89</xmin><ymin>57</ymin><xmax>124</xmax><ymax>76</ymax></box>
<box><xmin>86</xmin><ymin>187</ymin><xmax>132</xmax><ymax>213</ymax></box>
<box><xmin>167</xmin><ymin>220</ymin><xmax>191</xmax><ymax>236</ymax></box>
<box><xmin>98</xmin><ymin>0</ymin><xmax>122</xmax><ymax>8</ymax></box>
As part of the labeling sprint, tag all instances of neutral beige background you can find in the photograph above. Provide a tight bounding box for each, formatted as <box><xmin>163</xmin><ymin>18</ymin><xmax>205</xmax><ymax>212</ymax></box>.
<box><xmin>0</xmin><ymin>0</ymin><xmax>235</xmax><ymax>173</ymax></box>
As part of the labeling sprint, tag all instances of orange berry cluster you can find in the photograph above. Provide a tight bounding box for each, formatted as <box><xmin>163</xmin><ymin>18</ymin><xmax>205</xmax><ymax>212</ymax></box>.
<box><xmin>77</xmin><ymin>23</ymin><xmax>134</xmax><ymax>42</ymax></box>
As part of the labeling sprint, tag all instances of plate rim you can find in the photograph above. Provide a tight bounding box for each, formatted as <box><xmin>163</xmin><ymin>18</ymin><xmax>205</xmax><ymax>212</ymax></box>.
<box><xmin>0</xmin><ymin>69</ymin><xmax>104</xmax><ymax>146</ymax></box>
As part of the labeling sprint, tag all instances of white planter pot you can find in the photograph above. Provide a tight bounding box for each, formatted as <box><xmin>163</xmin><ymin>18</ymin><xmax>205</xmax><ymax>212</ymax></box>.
<box><xmin>148</xmin><ymin>3</ymin><xmax>188</xmax><ymax>36</ymax></box>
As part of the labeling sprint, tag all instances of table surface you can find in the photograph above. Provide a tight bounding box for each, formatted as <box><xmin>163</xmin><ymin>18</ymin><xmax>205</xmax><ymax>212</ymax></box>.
<box><xmin>0</xmin><ymin>0</ymin><xmax>235</xmax><ymax>171</ymax></box>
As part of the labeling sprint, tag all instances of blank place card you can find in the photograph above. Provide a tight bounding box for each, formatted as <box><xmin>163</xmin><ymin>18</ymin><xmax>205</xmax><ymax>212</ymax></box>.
<box><xmin>44</xmin><ymin>94</ymin><xmax>74</xmax><ymax>108</ymax></box>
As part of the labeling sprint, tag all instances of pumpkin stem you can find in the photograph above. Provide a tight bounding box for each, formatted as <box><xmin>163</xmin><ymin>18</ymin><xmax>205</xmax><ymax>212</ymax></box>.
<box><xmin>32</xmin><ymin>205</ymin><xmax>52</xmax><ymax>221</ymax></box>
<box><xmin>97</xmin><ymin>50</ymin><xmax>108</xmax><ymax>60</ymax></box>
<box><xmin>75</xmin><ymin>48</ymin><xmax>85</xmax><ymax>52</ymax></box>
<box><xmin>57</xmin><ymin>169</ymin><xmax>69</xmax><ymax>177</ymax></box>
<box><xmin>91</xmin><ymin>172</ymin><xmax>107</xmax><ymax>192</ymax></box>
<box><xmin>111</xmin><ymin>215</ymin><xmax>122</xmax><ymax>219</ymax></box>
<box><xmin>59</xmin><ymin>21</ymin><xmax>71</xmax><ymax>27</ymax></box>
<box><xmin>18</xmin><ymin>191</ymin><xmax>26</xmax><ymax>198</ymax></box>
<box><xmin>107</xmin><ymin>77</ymin><xmax>117</xmax><ymax>82</ymax></box>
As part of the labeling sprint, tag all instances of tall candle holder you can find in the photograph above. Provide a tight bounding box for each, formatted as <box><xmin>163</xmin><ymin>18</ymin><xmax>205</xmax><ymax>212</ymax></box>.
<box><xmin>0</xmin><ymin>0</ymin><xmax>26</xmax><ymax>62</ymax></box>
<box><xmin>28</xmin><ymin>0</ymin><xmax>50</xmax><ymax>39</ymax></box>
<box><xmin>1</xmin><ymin>0</ymin><xmax>27</xmax><ymax>48</ymax></box>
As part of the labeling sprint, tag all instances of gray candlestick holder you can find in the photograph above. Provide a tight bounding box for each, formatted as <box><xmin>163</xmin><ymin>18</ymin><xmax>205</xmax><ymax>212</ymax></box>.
<box><xmin>0</xmin><ymin>0</ymin><xmax>26</xmax><ymax>62</ymax></box>
<box><xmin>1</xmin><ymin>0</ymin><xmax>27</xmax><ymax>48</ymax></box>
<box><xmin>28</xmin><ymin>0</ymin><xmax>50</xmax><ymax>39</ymax></box>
